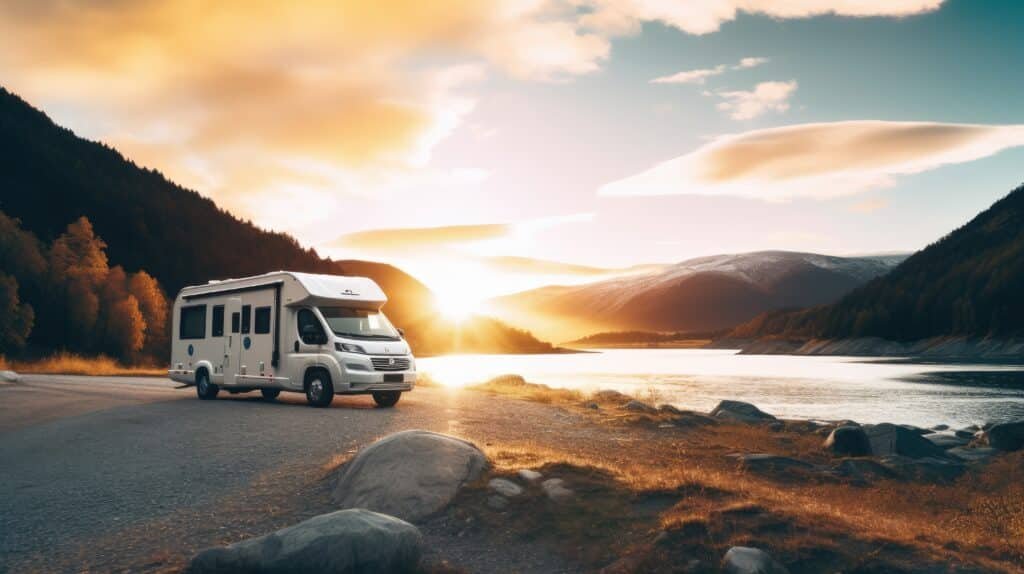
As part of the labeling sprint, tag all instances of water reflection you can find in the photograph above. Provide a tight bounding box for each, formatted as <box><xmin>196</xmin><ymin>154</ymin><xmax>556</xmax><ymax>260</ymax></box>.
<box><xmin>418</xmin><ymin>348</ymin><xmax>1024</xmax><ymax>428</ymax></box>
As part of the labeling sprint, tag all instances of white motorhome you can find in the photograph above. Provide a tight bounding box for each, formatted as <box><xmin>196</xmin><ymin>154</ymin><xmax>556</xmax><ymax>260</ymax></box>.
<box><xmin>168</xmin><ymin>271</ymin><xmax>416</xmax><ymax>407</ymax></box>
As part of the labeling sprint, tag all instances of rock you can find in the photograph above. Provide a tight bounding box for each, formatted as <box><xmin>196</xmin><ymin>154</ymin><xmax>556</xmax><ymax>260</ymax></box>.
<box><xmin>710</xmin><ymin>400</ymin><xmax>776</xmax><ymax>423</ymax></box>
<box><xmin>932</xmin><ymin>424</ymin><xmax>949</xmax><ymax>431</ymax></box>
<box><xmin>188</xmin><ymin>509</ymin><xmax>422</xmax><ymax>574</ymax></box>
<box><xmin>621</xmin><ymin>400</ymin><xmax>658</xmax><ymax>413</ymax></box>
<box><xmin>834</xmin><ymin>458</ymin><xmax>897</xmax><ymax>482</ymax></box>
<box><xmin>823</xmin><ymin>426</ymin><xmax>871</xmax><ymax>456</ymax></box>
<box><xmin>0</xmin><ymin>370</ymin><xmax>19</xmax><ymax>383</ymax></box>
<box><xmin>864</xmin><ymin>423</ymin><xmax>948</xmax><ymax>458</ymax></box>
<box><xmin>899</xmin><ymin>424</ymin><xmax>931</xmax><ymax>436</ymax></box>
<box><xmin>585</xmin><ymin>402</ymin><xmax>600</xmax><ymax>410</ymax></box>
<box><xmin>487</xmin><ymin>495</ymin><xmax>509</xmax><ymax>510</ymax></box>
<box><xmin>672</xmin><ymin>412</ymin><xmax>718</xmax><ymax>427</ymax></box>
<box><xmin>592</xmin><ymin>389</ymin><xmax>630</xmax><ymax>404</ymax></box>
<box><xmin>331</xmin><ymin>430</ymin><xmax>488</xmax><ymax>522</ymax></box>
<box><xmin>923</xmin><ymin>433</ymin><xmax>970</xmax><ymax>449</ymax></box>
<box><xmin>954</xmin><ymin>429</ymin><xmax>975</xmax><ymax>439</ymax></box>
<box><xmin>880</xmin><ymin>455</ymin><xmax>966</xmax><ymax>483</ymax></box>
<box><xmin>722</xmin><ymin>546</ymin><xmax>789</xmax><ymax>574</ymax></box>
<box><xmin>488</xmin><ymin>478</ymin><xmax>523</xmax><ymax>498</ymax></box>
<box><xmin>517</xmin><ymin>469</ymin><xmax>543</xmax><ymax>482</ymax></box>
<box><xmin>730</xmin><ymin>453</ymin><xmax>814</xmax><ymax>474</ymax></box>
<box><xmin>947</xmin><ymin>446</ymin><xmax>999</xmax><ymax>464</ymax></box>
<box><xmin>984</xmin><ymin>421</ymin><xmax>1024</xmax><ymax>451</ymax></box>
<box><xmin>658</xmin><ymin>404</ymin><xmax>683</xmax><ymax>415</ymax></box>
<box><xmin>541</xmin><ymin>478</ymin><xmax>574</xmax><ymax>502</ymax></box>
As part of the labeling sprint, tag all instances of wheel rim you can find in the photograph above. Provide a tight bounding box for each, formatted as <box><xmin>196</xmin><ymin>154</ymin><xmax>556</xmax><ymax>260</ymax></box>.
<box><xmin>309</xmin><ymin>379</ymin><xmax>323</xmax><ymax>401</ymax></box>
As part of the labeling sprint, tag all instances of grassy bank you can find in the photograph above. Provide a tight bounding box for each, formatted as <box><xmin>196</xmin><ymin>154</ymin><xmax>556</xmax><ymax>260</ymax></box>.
<box><xmin>453</xmin><ymin>374</ymin><xmax>1024</xmax><ymax>572</ymax></box>
<box><xmin>0</xmin><ymin>352</ymin><xmax>166</xmax><ymax>377</ymax></box>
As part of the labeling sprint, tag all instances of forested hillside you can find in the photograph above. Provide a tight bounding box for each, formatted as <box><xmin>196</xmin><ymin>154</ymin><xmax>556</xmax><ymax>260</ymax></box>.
<box><xmin>732</xmin><ymin>184</ymin><xmax>1024</xmax><ymax>341</ymax></box>
<box><xmin>0</xmin><ymin>87</ymin><xmax>552</xmax><ymax>359</ymax></box>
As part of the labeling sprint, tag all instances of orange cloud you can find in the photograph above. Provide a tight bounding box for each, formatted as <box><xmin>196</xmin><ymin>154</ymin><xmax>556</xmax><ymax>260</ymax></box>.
<box><xmin>600</xmin><ymin>121</ymin><xmax>1024</xmax><ymax>200</ymax></box>
<box><xmin>334</xmin><ymin>224</ymin><xmax>512</xmax><ymax>251</ymax></box>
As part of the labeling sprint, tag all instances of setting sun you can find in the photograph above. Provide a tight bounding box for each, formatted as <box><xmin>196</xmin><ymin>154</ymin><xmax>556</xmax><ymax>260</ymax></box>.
<box><xmin>435</xmin><ymin>292</ymin><xmax>483</xmax><ymax>322</ymax></box>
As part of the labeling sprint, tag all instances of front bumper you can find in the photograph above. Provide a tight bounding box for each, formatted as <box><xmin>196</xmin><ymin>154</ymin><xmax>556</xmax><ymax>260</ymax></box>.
<box><xmin>340</xmin><ymin>370</ymin><xmax>417</xmax><ymax>394</ymax></box>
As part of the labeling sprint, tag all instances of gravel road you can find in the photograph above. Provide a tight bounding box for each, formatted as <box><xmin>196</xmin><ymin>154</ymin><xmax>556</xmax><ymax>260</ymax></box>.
<box><xmin>0</xmin><ymin>375</ymin><xmax>595</xmax><ymax>573</ymax></box>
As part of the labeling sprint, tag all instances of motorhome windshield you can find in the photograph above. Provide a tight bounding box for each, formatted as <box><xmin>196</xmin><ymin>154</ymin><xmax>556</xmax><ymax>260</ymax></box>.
<box><xmin>319</xmin><ymin>307</ymin><xmax>400</xmax><ymax>340</ymax></box>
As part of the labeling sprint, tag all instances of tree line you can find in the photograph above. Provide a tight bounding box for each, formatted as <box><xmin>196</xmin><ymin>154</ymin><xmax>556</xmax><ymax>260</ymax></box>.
<box><xmin>0</xmin><ymin>211</ymin><xmax>167</xmax><ymax>362</ymax></box>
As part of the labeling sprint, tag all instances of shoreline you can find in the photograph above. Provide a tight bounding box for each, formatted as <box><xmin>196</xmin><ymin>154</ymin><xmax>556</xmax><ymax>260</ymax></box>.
<box><xmin>712</xmin><ymin>336</ymin><xmax>1024</xmax><ymax>361</ymax></box>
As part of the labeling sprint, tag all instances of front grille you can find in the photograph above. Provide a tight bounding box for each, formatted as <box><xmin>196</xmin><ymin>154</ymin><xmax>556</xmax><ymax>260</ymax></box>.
<box><xmin>370</xmin><ymin>356</ymin><xmax>411</xmax><ymax>371</ymax></box>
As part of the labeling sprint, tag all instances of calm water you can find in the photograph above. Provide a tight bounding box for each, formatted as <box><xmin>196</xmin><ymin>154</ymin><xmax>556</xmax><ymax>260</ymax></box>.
<box><xmin>418</xmin><ymin>348</ymin><xmax>1024</xmax><ymax>428</ymax></box>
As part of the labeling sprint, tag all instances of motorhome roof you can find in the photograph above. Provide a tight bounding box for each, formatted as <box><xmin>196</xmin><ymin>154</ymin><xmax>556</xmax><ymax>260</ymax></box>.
<box><xmin>180</xmin><ymin>271</ymin><xmax>388</xmax><ymax>309</ymax></box>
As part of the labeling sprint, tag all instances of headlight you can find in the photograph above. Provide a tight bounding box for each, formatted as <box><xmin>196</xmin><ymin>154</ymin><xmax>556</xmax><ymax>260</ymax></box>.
<box><xmin>335</xmin><ymin>342</ymin><xmax>366</xmax><ymax>354</ymax></box>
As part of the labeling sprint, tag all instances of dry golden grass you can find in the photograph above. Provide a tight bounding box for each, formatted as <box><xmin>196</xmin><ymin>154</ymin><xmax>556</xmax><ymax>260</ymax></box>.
<box><xmin>469</xmin><ymin>374</ymin><xmax>585</xmax><ymax>404</ymax></box>
<box><xmin>0</xmin><ymin>352</ymin><xmax>166</xmax><ymax>377</ymax></box>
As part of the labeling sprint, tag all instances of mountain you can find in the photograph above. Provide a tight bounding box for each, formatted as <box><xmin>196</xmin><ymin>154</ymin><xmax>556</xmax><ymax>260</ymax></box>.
<box><xmin>0</xmin><ymin>87</ymin><xmax>550</xmax><ymax>356</ymax></box>
<box><xmin>731</xmin><ymin>184</ymin><xmax>1024</xmax><ymax>342</ymax></box>
<box><xmin>488</xmin><ymin>251</ymin><xmax>905</xmax><ymax>342</ymax></box>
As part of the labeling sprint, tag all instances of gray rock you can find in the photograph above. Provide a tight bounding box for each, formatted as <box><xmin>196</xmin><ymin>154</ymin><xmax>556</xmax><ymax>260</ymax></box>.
<box><xmin>621</xmin><ymin>400</ymin><xmax>658</xmax><ymax>413</ymax></box>
<box><xmin>0</xmin><ymin>370</ymin><xmax>19</xmax><ymax>383</ymax></box>
<box><xmin>923</xmin><ymin>433</ymin><xmax>970</xmax><ymax>449</ymax></box>
<box><xmin>947</xmin><ymin>446</ymin><xmax>999</xmax><ymax>464</ymax></box>
<box><xmin>984</xmin><ymin>420</ymin><xmax>1024</xmax><ymax>451</ymax></box>
<box><xmin>658</xmin><ymin>404</ymin><xmax>683</xmax><ymax>415</ymax></box>
<box><xmin>823</xmin><ymin>426</ymin><xmax>871</xmax><ymax>456</ymax></box>
<box><xmin>488</xmin><ymin>478</ymin><xmax>523</xmax><ymax>498</ymax></box>
<box><xmin>880</xmin><ymin>455</ymin><xmax>966</xmax><ymax>483</ymax></box>
<box><xmin>834</xmin><ymin>458</ymin><xmax>898</xmax><ymax>482</ymax></box>
<box><xmin>331</xmin><ymin>430</ymin><xmax>488</xmax><ymax>522</ymax></box>
<box><xmin>672</xmin><ymin>411</ymin><xmax>718</xmax><ymax>427</ymax></box>
<box><xmin>730</xmin><ymin>453</ymin><xmax>814</xmax><ymax>474</ymax></box>
<box><xmin>899</xmin><ymin>424</ymin><xmax>931</xmax><ymax>436</ymax></box>
<box><xmin>487</xmin><ymin>495</ymin><xmax>509</xmax><ymax>510</ymax></box>
<box><xmin>188</xmin><ymin>509</ymin><xmax>422</xmax><ymax>574</ymax></box>
<box><xmin>541</xmin><ymin>478</ymin><xmax>574</xmax><ymax>502</ymax></box>
<box><xmin>954</xmin><ymin>429</ymin><xmax>975</xmax><ymax>439</ymax></box>
<box><xmin>710</xmin><ymin>400</ymin><xmax>777</xmax><ymax>423</ymax></box>
<box><xmin>722</xmin><ymin>546</ymin><xmax>789</xmax><ymax>574</ymax></box>
<box><xmin>517</xmin><ymin>469</ymin><xmax>543</xmax><ymax>482</ymax></box>
<box><xmin>585</xmin><ymin>402</ymin><xmax>600</xmax><ymax>410</ymax></box>
<box><xmin>864</xmin><ymin>423</ymin><xmax>948</xmax><ymax>458</ymax></box>
<box><xmin>931</xmin><ymin>424</ymin><xmax>950</xmax><ymax>431</ymax></box>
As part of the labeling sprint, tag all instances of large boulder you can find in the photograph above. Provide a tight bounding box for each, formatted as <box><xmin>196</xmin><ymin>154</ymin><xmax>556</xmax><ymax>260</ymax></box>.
<box><xmin>864</xmin><ymin>423</ymin><xmax>948</xmax><ymax>458</ymax></box>
<box><xmin>922</xmin><ymin>433</ymin><xmax>970</xmax><ymax>450</ymax></box>
<box><xmin>947</xmin><ymin>446</ymin><xmax>998</xmax><ymax>464</ymax></box>
<box><xmin>834</xmin><ymin>458</ymin><xmax>897</xmax><ymax>483</ymax></box>
<box><xmin>730</xmin><ymin>453</ymin><xmax>815</xmax><ymax>475</ymax></box>
<box><xmin>188</xmin><ymin>509</ymin><xmax>422</xmax><ymax>574</ymax></box>
<box><xmin>0</xmin><ymin>370</ymin><xmax>19</xmax><ymax>383</ymax></box>
<box><xmin>331</xmin><ymin>430</ymin><xmax>488</xmax><ymax>522</ymax></box>
<box><xmin>722</xmin><ymin>546</ymin><xmax>789</xmax><ymax>574</ymax></box>
<box><xmin>879</xmin><ymin>456</ymin><xmax>966</xmax><ymax>483</ymax></box>
<box><xmin>984</xmin><ymin>421</ymin><xmax>1024</xmax><ymax>451</ymax></box>
<box><xmin>621</xmin><ymin>400</ymin><xmax>658</xmax><ymax>414</ymax></box>
<box><xmin>711</xmin><ymin>400</ymin><xmax>777</xmax><ymax>423</ymax></box>
<box><xmin>823</xmin><ymin>426</ymin><xmax>871</xmax><ymax>456</ymax></box>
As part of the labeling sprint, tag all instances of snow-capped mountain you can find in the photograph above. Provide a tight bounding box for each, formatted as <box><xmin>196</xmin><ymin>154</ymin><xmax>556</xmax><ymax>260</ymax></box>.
<box><xmin>488</xmin><ymin>251</ymin><xmax>906</xmax><ymax>341</ymax></box>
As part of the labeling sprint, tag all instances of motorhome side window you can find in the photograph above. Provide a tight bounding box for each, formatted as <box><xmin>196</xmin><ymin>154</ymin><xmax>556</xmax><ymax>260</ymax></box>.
<box><xmin>231</xmin><ymin>312</ymin><xmax>240</xmax><ymax>333</ymax></box>
<box><xmin>179</xmin><ymin>305</ymin><xmax>206</xmax><ymax>339</ymax></box>
<box><xmin>240</xmin><ymin>305</ymin><xmax>251</xmax><ymax>334</ymax></box>
<box><xmin>254</xmin><ymin>307</ymin><xmax>271</xmax><ymax>334</ymax></box>
<box><xmin>297</xmin><ymin>308</ymin><xmax>324</xmax><ymax>344</ymax></box>
<box><xmin>211</xmin><ymin>305</ymin><xmax>225</xmax><ymax>337</ymax></box>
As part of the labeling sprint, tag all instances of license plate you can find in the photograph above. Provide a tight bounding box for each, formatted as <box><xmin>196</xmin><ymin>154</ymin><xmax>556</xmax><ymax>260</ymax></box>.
<box><xmin>383</xmin><ymin>374</ymin><xmax>404</xmax><ymax>383</ymax></box>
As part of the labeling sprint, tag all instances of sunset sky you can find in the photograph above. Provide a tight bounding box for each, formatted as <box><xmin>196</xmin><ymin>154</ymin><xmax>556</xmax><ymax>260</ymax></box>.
<box><xmin>3</xmin><ymin>0</ymin><xmax>1023</xmax><ymax>307</ymax></box>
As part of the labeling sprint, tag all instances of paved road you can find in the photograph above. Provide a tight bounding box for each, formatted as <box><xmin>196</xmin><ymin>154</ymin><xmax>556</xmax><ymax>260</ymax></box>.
<box><xmin>0</xmin><ymin>374</ymin><xmax>590</xmax><ymax>572</ymax></box>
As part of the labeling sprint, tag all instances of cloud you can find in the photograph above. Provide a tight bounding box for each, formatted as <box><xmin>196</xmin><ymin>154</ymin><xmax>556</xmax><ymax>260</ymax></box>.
<box><xmin>650</xmin><ymin>56</ymin><xmax>768</xmax><ymax>85</ymax></box>
<box><xmin>333</xmin><ymin>224</ymin><xmax>512</xmax><ymax>251</ymax></box>
<box><xmin>479</xmin><ymin>256</ymin><xmax>613</xmax><ymax>276</ymax></box>
<box><xmin>714</xmin><ymin>80</ymin><xmax>798</xmax><ymax>120</ymax></box>
<box><xmin>581</xmin><ymin>0</ymin><xmax>945</xmax><ymax>36</ymax></box>
<box><xmin>849</xmin><ymin>197</ymin><xmax>890</xmax><ymax>213</ymax></box>
<box><xmin>599</xmin><ymin>121</ymin><xmax>1024</xmax><ymax>200</ymax></box>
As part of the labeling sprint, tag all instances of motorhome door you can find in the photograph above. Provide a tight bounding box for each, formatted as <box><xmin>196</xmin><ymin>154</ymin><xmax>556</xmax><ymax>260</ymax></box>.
<box><xmin>223</xmin><ymin>297</ymin><xmax>241</xmax><ymax>384</ymax></box>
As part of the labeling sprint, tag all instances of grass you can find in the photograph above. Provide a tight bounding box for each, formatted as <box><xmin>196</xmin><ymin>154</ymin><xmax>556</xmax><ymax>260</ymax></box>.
<box><xmin>469</xmin><ymin>374</ymin><xmax>586</xmax><ymax>404</ymax></box>
<box><xmin>0</xmin><ymin>352</ymin><xmax>166</xmax><ymax>377</ymax></box>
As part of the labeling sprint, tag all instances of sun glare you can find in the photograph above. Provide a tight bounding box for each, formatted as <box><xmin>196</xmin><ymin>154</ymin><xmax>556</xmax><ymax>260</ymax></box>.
<box><xmin>436</xmin><ymin>293</ymin><xmax>482</xmax><ymax>322</ymax></box>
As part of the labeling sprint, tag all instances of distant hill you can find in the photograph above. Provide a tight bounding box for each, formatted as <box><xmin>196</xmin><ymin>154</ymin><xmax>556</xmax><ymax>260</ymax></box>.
<box><xmin>732</xmin><ymin>184</ymin><xmax>1024</xmax><ymax>342</ymax></box>
<box><xmin>489</xmin><ymin>251</ymin><xmax>905</xmax><ymax>341</ymax></box>
<box><xmin>0</xmin><ymin>87</ymin><xmax>550</xmax><ymax>356</ymax></box>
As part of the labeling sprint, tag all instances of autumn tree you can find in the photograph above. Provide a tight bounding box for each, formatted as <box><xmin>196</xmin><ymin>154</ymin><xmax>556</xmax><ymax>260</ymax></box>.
<box><xmin>0</xmin><ymin>212</ymin><xmax>46</xmax><ymax>352</ymax></box>
<box><xmin>129</xmin><ymin>270</ymin><xmax>168</xmax><ymax>357</ymax></box>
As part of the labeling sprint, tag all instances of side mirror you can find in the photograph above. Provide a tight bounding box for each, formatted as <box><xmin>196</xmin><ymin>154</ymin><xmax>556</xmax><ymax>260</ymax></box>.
<box><xmin>397</xmin><ymin>327</ymin><xmax>405</xmax><ymax>339</ymax></box>
<box><xmin>301</xmin><ymin>324</ymin><xmax>326</xmax><ymax>345</ymax></box>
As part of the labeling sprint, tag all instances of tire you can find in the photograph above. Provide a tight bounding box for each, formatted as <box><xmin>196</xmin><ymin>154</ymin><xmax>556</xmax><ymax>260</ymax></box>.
<box><xmin>305</xmin><ymin>371</ymin><xmax>334</xmax><ymax>408</ymax></box>
<box><xmin>260</xmin><ymin>388</ymin><xmax>281</xmax><ymax>400</ymax></box>
<box><xmin>372</xmin><ymin>391</ymin><xmax>402</xmax><ymax>408</ymax></box>
<box><xmin>196</xmin><ymin>370</ymin><xmax>219</xmax><ymax>400</ymax></box>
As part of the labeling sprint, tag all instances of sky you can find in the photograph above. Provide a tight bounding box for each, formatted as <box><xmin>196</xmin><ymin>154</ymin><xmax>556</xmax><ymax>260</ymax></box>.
<box><xmin>2</xmin><ymin>0</ymin><xmax>1023</xmax><ymax>309</ymax></box>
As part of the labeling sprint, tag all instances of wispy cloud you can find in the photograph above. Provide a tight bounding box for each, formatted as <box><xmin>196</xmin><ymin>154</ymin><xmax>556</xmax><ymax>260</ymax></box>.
<box><xmin>333</xmin><ymin>224</ymin><xmax>511</xmax><ymax>251</ymax></box>
<box><xmin>599</xmin><ymin>121</ymin><xmax>1024</xmax><ymax>200</ymax></box>
<box><xmin>650</xmin><ymin>56</ymin><xmax>769</xmax><ymax>85</ymax></box>
<box><xmin>713</xmin><ymin>80</ymin><xmax>798</xmax><ymax>120</ymax></box>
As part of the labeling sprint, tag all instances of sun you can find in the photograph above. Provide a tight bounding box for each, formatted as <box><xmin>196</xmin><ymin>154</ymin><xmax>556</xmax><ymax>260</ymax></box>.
<box><xmin>436</xmin><ymin>293</ymin><xmax>483</xmax><ymax>323</ymax></box>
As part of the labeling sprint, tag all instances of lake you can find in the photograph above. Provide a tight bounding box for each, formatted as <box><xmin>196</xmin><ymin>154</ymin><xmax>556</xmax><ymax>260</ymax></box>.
<box><xmin>418</xmin><ymin>348</ymin><xmax>1024</xmax><ymax>428</ymax></box>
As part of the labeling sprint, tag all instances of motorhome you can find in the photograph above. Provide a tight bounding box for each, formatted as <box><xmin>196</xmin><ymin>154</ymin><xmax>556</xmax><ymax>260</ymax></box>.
<box><xmin>168</xmin><ymin>271</ymin><xmax>416</xmax><ymax>407</ymax></box>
